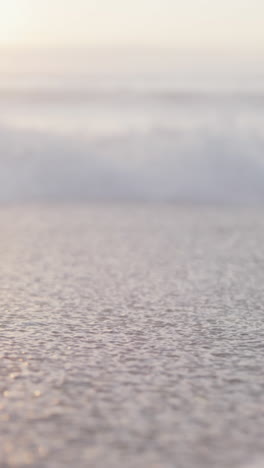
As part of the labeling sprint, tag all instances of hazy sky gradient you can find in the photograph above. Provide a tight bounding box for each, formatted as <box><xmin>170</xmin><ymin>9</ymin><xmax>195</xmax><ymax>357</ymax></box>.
<box><xmin>1</xmin><ymin>0</ymin><xmax>264</xmax><ymax>52</ymax></box>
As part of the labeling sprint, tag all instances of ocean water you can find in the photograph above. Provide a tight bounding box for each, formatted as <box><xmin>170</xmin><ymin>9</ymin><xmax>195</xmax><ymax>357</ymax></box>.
<box><xmin>0</xmin><ymin>55</ymin><xmax>264</xmax><ymax>203</ymax></box>
<box><xmin>1</xmin><ymin>203</ymin><xmax>264</xmax><ymax>467</ymax></box>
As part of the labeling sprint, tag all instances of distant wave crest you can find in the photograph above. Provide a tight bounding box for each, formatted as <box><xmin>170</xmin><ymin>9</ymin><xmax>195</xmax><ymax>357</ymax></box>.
<box><xmin>0</xmin><ymin>92</ymin><xmax>264</xmax><ymax>203</ymax></box>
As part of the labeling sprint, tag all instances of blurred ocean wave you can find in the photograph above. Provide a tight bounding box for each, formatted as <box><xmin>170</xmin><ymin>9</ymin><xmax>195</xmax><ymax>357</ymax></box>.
<box><xmin>0</xmin><ymin>65</ymin><xmax>264</xmax><ymax>203</ymax></box>
<box><xmin>2</xmin><ymin>87</ymin><xmax>264</xmax><ymax>104</ymax></box>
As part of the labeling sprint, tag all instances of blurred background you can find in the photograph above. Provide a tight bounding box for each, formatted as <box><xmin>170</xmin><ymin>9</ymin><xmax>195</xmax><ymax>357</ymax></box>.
<box><xmin>0</xmin><ymin>0</ymin><xmax>264</xmax><ymax>203</ymax></box>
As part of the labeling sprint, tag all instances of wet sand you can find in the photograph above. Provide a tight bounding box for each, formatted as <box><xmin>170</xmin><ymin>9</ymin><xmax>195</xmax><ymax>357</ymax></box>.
<box><xmin>1</xmin><ymin>204</ymin><xmax>264</xmax><ymax>468</ymax></box>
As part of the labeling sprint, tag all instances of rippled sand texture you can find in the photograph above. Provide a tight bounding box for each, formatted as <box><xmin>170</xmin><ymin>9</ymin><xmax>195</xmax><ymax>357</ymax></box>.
<box><xmin>1</xmin><ymin>204</ymin><xmax>264</xmax><ymax>468</ymax></box>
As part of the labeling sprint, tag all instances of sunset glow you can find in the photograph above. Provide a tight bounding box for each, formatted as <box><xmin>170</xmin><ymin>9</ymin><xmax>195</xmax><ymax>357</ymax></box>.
<box><xmin>0</xmin><ymin>0</ymin><xmax>263</xmax><ymax>53</ymax></box>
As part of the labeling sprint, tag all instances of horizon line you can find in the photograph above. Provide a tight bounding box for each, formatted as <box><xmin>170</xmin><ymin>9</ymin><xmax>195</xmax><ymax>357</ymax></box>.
<box><xmin>1</xmin><ymin>43</ymin><xmax>264</xmax><ymax>57</ymax></box>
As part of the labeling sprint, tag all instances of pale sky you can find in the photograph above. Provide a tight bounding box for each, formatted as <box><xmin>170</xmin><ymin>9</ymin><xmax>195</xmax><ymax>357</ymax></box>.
<box><xmin>0</xmin><ymin>0</ymin><xmax>264</xmax><ymax>53</ymax></box>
